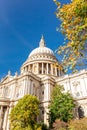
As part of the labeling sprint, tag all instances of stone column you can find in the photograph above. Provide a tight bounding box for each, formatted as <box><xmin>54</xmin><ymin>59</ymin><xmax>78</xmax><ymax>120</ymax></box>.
<box><xmin>51</xmin><ymin>64</ymin><xmax>53</xmax><ymax>75</ymax></box>
<box><xmin>0</xmin><ymin>106</ymin><xmax>3</xmax><ymax>130</ymax></box>
<box><xmin>29</xmin><ymin>80</ymin><xmax>32</xmax><ymax>94</ymax></box>
<box><xmin>25</xmin><ymin>67</ymin><xmax>27</xmax><ymax>72</ymax></box>
<box><xmin>3</xmin><ymin>107</ymin><xmax>9</xmax><ymax>130</ymax></box>
<box><xmin>55</xmin><ymin>67</ymin><xmax>57</xmax><ymax>76</ymax></box>
<box><xmin>44</xmin><ymin>106</ymin><xmax>49</xmax><ymax>127</ymax></box>
<box><xmin>44</xmin><ymin>83</ymin><xmax>50</xmax><ymax>101</ymax></box>
<box><xmin>6</xmin><ymin>107</ymin><xmax>10</xmax><ymax>130</ymax></box>
<box><xmin>29</xmin><ymin>65</ymin><xmax>30</xmax><ymax>71</ymax></box>
<box><xmin>31</xmin><ymin>81</ymin><xmax>33</xmax><ymax>95</ymax></box>
<box><xmin>7</xmin><ymin>103</ymin><xmax>14</xmax><ymax>130</ymax></box>
<box><xmin>23</xmin><ymin>67</ymin><xmax>25</xmax><ymax>72</ymax></box>
<box><xmin>28</xmin><ymin>79</ymin><xmax>31</xmax><ymax>94</ymax></box>
<box><xmin>24</xmin><ymin>76</ymin><xmax>30</xmax><ymax>95</ymax></box>
<box><xmin>37</xmin><ymin>63</ymin><xmax>39</xmax><ymax>74</ymax></box>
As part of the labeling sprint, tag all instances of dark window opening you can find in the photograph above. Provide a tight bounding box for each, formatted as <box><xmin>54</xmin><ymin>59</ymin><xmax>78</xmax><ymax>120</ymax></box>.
<box><xmin>78</xmin><ymin>106</ymin><xmax>84</xmax><ymax>118</ymax></box>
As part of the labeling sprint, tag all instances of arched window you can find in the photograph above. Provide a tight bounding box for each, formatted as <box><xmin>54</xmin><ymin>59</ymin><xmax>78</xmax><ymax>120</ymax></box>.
<box><xmin>78</xmin><ymin>106</ymin><xmax>84</xmax><ymax>118</ymax></box>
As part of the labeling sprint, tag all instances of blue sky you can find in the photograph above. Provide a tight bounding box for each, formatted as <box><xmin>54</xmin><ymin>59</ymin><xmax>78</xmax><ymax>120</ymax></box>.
<box><xmin>0</xmin><ymin>0</ymin><xmax>71</xmax><ymax>78</ymax></box>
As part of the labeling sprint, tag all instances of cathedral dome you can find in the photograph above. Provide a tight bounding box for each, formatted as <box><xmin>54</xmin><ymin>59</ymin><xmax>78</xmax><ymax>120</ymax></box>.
<box><xmin>21</xmin><ymin>35</ymin><xmax>63</xmax><ymax>77</ymax></box>
<box><xmin>29</xmin><ymin>47</ymin><xmax>54</xmax><ymax>57</ymax></box>
<box><xmin>29</xmin><ymin>35</ymin><xmax>54</xmax><ymax>57</ymax></box>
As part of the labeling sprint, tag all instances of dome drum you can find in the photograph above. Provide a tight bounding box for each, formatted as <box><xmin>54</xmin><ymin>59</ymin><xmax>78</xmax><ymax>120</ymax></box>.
<box><xmin>21</xmin><ymin>62</ymin><xmax>63</xmax><ymax>77</ymax></box>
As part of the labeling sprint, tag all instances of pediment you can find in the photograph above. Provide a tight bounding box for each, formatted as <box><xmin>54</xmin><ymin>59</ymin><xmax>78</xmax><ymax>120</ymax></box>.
<box><xmin>1</xmin><ymin>76</ymin><xmax>11</xmax><ymax>84</ymax></box>
<box><xmin>41</xmin><ymin>75</ymin><xmax>55</xmax><ymax>82</ymax></box>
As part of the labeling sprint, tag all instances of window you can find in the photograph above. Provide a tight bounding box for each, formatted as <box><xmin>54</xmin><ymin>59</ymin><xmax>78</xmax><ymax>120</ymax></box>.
<box><xmin>78</xmin><ymin>106</ymin><xmax>84</xmax><ymax>118</ymax></box>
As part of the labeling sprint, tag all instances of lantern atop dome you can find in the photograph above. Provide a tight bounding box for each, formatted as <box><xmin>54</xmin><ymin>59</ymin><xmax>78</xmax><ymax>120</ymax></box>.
<box><xmin>39</xmin><ymin>35</ymin><xmax>46</xmax><ymax>47</ymax></box>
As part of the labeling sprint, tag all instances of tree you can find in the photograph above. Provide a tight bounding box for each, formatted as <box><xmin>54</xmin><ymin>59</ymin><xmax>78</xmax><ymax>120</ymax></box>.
<box><xmin>10</xmin><ymin>95</ymin><xmax>40</xmax><ymax>130</ymax></box>
<box><xmin>54</xmin><ymin>0</ymin><xmax>87</xmax><ymax>72</ymax></box>
<box><xmin>49</xmin><ymin>85</ymin><xmax>75</xmax><ymax>127</ymax></box>
<box><xmin>38</xmin><ymin>122</ymin><xmax>48</xmax><ymax>130</ymax></box>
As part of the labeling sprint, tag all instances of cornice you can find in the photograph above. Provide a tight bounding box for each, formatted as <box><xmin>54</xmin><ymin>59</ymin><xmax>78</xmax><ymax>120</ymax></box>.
<box><xmin>56</xmin><ymin>69</ymin><xmax>87</xmax><ymax>82</ymax></box>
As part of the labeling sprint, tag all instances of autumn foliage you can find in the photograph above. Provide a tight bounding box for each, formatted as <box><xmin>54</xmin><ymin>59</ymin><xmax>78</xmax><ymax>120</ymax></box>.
<box><xmin>54</xmin><ymin>0</ymin><xmax>87</xmax><ymax>72</ymax></box>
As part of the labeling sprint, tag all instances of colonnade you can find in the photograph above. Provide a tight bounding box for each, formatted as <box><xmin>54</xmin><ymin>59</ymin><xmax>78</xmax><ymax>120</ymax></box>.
<box><xmin>23</xmin><ymin>62</ymin><xmax>62</xmax><ymax>76</ymax></box>
<box><xmin>0</xmin><ymin>106</ymin><xmax>9</xmax><ymax>130</ymax></box>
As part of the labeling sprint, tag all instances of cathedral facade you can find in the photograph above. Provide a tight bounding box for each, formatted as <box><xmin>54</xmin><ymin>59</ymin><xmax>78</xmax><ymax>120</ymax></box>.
<box><xmin>0</xmin><ymin>36</ymin><xmax>87</xmax><ymax>130</ymax></box>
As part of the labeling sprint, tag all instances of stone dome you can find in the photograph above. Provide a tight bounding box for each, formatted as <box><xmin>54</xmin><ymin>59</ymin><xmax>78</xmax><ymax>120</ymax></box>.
<box><xmin>29</xmin><ymin>35</ymin><xmax>54</xmax><ymax>57</ymax></box>
<box><xmin>29</xmin><ymin>47</ymin><xmax>54</xmax><ymax>57</ymax></box>
<box><xmin>21</xmin><ymin>35</ymin><xmax>64</xmax><ymax>77</ymax></box>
